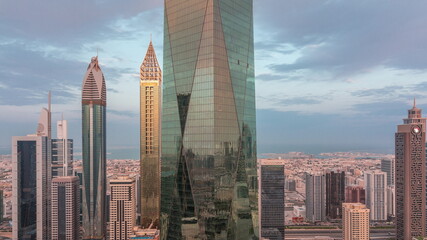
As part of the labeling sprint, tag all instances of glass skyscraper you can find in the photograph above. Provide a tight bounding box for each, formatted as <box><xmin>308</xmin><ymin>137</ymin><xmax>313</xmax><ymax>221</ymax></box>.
<box><xmin>81</xmin><ymin>56</ymin><xmax>107</xmax><ymax>240</ymax></box>
<box><xmin>161</xmin><ymin>0</ymin><xmax>257</xmax><ymax>239</ymax></box>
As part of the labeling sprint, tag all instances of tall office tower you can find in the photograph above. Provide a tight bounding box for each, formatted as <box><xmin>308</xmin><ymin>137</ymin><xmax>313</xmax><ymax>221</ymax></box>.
<box><xmin>51</xmin><ymin>176</ymin><xmax>80</xmax><ymax>240</ymax></box>
<box><xmin>345</xmin><ymin>186</ymin><xmax>365</xmax><ymax>204</ymax></box>
<box><xmin>259</xmin><ymin>159</ymin><xmax>285</xmax><ymax>240</ymax></box>
<box><xmin>12</xmin><ymin>135</ymin><xmax>51</xmax><ymax>240</ymax></box>
<box><xmin>12</xmin><ymin>98</ymin><xmax>52</xmax><ymax>240</ymax></box>
<box><xmin>305</xmin><ymin>173</ymin><xmax>326</xmax><ymax>222</ymax></box>
<box><xmin>395</xmin><ymin>101</ymin><xmax>426</xmax><ymax>239</ymax></box>
<box><xmin>51</xmin><ymin>119</ymin><xmax>73</xmax><ymax>177</ymax></box>
<box><xmin>364</xmin><ymin>170</ymin><xmax>387</xmax><ymax>221</ymax></box>
<box><xmin>139</xmin><ymin>41</ymin><xmax>161</xmax><ymax>228</ymax></box>
<box><xmin>325</xmin><ymin>171</ymin><xmax>345</xmax><ymax>220</ymax></box>
<box><xmin>161</xmin><ymin>0</ymin><xmax>257</xmax><ymax>239</ymax></box>
<box><xmin>386</xmin><ymin>185</ymin><xmax>395</xmax><ymax>217</ymax></box>
<box><xmin>109</xmin><ymin>177</ymin><xmax>136</xmax><ymax>240</ymax></box>
<box><xmin>81</xmin><ymin>56</ymin><xmax>107</xmax><ymax>240</ymax></box>
<box><xmin>342</xmin><ymin>203</ymin><xmax>370</xmax><ymax>240</ymax></box>
<box><xmin>381</xmin><ymin>158</ymin><xmax>395</xmax><ymax>186</ymax></box>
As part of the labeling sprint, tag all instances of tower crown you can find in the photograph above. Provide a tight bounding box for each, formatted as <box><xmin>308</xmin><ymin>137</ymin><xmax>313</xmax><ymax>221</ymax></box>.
<box><xmin>82</xmin><ymin>56</ymin><xmax>106</xmax><ymax>105</ymax></box>
<box><xmin>140</xmin><ymin>41</ymin><xmax>161</xmax><ymax>82</ymax></box>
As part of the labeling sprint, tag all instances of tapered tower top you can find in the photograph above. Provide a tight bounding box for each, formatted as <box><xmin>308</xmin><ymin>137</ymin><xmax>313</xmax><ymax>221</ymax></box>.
<box><xmin>140</xmin><ymin>41</ymin><xmax>161</xmax><ymax>82</ymax></box>
<box><xmin>82</xmin><ymin>56</ymin><xmax>106</xmax><ymax>106</ymax></box>
<box><xmin>403</xmin><ymin>97</ymin><xmax>425</xmax><ymax>125</ymax></box>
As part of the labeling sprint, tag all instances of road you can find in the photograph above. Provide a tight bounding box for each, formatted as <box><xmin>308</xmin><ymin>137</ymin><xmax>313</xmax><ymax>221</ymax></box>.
<box><xmin>285</xmin><ymin>228</ymin><xmax>394</xmax><ymax>239</ymax></box>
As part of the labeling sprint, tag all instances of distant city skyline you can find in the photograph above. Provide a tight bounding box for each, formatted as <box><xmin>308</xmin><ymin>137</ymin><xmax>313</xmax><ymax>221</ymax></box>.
<box><xmin>2</xmin><ymin>1</ymin><xmax>427</xmax><ymax>157</ymax></box>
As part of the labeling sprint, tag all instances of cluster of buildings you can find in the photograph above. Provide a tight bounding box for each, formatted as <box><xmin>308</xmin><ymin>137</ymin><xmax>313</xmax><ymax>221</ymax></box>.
<box><xmin>10</xmin><ymin>0</ymin><xmax>259</xmax><ymax>240</ymax></box>
<box><xmin>6</xmin><ymin>0</ymin><xmax>427</xmax><ymax>239</ymax></box>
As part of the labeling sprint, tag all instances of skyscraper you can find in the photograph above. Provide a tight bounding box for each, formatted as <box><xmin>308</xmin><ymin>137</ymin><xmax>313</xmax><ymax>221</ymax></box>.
<box><xmin>364</xmin><ymin>170</ymin><xmax>387</xmax><ymax>221</ymax></box>
<box><xmin>395</xmin><ymin>102</ymin><xmax>426</xmax><ymax>239</ymax></box>
<box><xmin>161</xmin><ymin>0</ymin><xmax>257</xmax><ymax>238</ymax></box>
<box><xmin>81</xmin><ymin>56</ymin><xmax>107</xmax><ymax>240</ymax></box>
<box><xmin>140</xmin><ymin>41</ymin><xmax>161</xmax><ymax>228</ymax></box>
<box><xmin>380</xmin><ymin>158</ymin><xmax>395</xmax><ymax>186</ymax></box>
<box><xmin>259</xmin><ymin>159</ymin><xmax>285</xmax><ymax>240</ymax></box>
<box><xmin>109</xmin><ymin>177</ymin><xmax>136</xmax><ymax>240</ymax></box>
<box><xmin>305</xmin><ymin>173</ymin><xmax>326</xmax><ymax>222</ymax></box>
<box><xmin>342</xmin><ymin>203</ymin><xmax>370</xmax><ymax>240</ymax></box>
<box><xmin>51</xmin><ymin>176</ymin><xmax>80</xmax><ymax>240</ymax></box>
<box><xmin>13</xmin><ymin>99</ymin><xmax>52</xmax><ymax>240</ymax></box>
<box><xmin>325</xmin><ymin>171</ymin><xmax>345</xmax><ymax>220</ymax></box>
<box><xmin>51</xmin><ymin>119</ymin><xmax>73</xmax><ymax>177</ymax></box>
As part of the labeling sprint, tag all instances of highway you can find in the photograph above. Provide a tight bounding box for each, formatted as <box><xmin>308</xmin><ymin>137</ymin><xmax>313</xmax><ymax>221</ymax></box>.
<box><xmin>285</xmin><ymin>228</ymin><xmax>395</xmax><ymax>239</ymax></box>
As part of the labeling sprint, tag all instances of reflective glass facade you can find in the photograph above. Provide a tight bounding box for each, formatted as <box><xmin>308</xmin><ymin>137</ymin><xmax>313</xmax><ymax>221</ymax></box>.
<box><xmin>161</xmin><ymin>0</ymin><xmax>257</xmax><ymax>239</ymax></box>
<box><xmin>81</xmin><ymin>57</ymin><xmax>107</xmax><ymax>240</ymax></box>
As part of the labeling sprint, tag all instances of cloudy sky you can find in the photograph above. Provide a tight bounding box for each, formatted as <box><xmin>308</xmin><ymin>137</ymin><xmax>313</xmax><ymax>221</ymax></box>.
<box><xmin>1</xmin><ymin>0</ymin><xmax>427</xmax><ymax>157</ymax></box>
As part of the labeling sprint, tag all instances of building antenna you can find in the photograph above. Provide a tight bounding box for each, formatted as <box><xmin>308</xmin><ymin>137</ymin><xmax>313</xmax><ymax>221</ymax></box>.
<box><xmin>414</xmin><ymin>97</ymin><xmax>416</xmax><ymax>108</ymax></box>
<box><xmin>48</xmin><ymin>90</ymin><xmax>52</xmax><ymax>139</ymax></box>
<box><xmin>150</xmin><ymin>33</ymin><xmax>152</xmax><ymax>42</ymax></box>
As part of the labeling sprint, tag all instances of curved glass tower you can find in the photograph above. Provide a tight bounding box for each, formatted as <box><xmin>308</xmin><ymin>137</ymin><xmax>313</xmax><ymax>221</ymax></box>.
<box><xmin>81</xmin><ymin>56</ymin><xmax>107</xmax><ymax>240</ymax></box>
<box><xmin>161</xmin><ymin>0</ymin><xmax>257</xmax><ymax>239</ymax></box>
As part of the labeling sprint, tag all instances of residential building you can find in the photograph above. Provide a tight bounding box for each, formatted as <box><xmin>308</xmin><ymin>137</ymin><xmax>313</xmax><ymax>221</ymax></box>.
<box><xmin>364</xmin><ymin>170</ymin><xmax>387</xmax><ymax>221</ymax></box>
<box><xmin>161</xmin><ymin>0</ymin><xmax>257</xmax><ymax>239</ymax></box>
<box><xmin>381</xmin><ymin>158</ymin><xmax>395</xmax><ymax>186</ymax></box>
<box><xmin>51</xmin><ymin>176</ymin><xmax>80</xmax><ymax>240</ymax></box>
<box><xmin>342</xmin><ymin>203</ymin><xmax>370</xmax><ymax>240</ymax></box>
<box><xmin>345</xmin><ymin>186</ymin><xmax>365</xmax><ymax>204</ymax></box>
<box><xmin>305</xmin><ymin>173</ymin><xmax>326</xmax><ymax>222</ymax></box>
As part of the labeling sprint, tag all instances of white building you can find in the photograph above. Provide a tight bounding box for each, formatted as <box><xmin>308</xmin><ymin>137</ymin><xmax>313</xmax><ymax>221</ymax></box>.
<box><xmin>364</xmin><ymin>170</ymin><xmax>387</xmax><ymax>221</ymax></box>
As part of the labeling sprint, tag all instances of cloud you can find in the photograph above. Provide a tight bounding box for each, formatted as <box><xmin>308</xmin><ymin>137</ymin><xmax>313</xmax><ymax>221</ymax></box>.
<box><xmin>255</xmin><ymin>0</ymin><xmax>427</xmax><ymax>78</ymax></box>
<box><xmin>0</xmin><ymin>0</ymin><xmax>162</xmax><ymax>45</ymax></box>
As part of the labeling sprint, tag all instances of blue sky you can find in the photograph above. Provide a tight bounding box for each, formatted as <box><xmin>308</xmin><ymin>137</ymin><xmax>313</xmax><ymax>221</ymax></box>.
<box><xmin>1</xmin><ymin>0</ymin><xmax>427</xmax><ymax>157</ymax></box>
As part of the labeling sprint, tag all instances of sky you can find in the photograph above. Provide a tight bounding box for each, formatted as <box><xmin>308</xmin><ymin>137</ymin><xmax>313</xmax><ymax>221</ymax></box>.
<box><xmin>1</xmin><ymin>0</ymin><xmax>427</xmax><ymax>158</ymax></box>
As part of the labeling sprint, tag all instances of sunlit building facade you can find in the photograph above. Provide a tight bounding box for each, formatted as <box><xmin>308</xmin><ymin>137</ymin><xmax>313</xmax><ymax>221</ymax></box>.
<box><xmin>140</xmin><ymin>41</ymin><xmax>162</xmax><ymax>228</ymax></box>
<box><xmin>395</xmin><ymin>102</ymin><xmax>426</xmax><ymax>239</ymax></box>
<box><xmin>161</xmin><ymin>0</ymin><xmax>257</xmax><ymax>239</ymax></box>
<box><xmin>342</xmin><ymin>203</ymin><xmax>370</xmax><ymax>240</ymax></box>
<box><xmin>81</xmin><ymin>56</ymin><xmax>107</xmax><ymax>240</ymax></box>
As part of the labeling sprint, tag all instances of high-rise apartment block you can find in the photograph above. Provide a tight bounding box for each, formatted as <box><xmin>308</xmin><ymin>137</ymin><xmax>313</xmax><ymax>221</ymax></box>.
<box><xmin>395</xmin><ymin>102</ymin><xmax>426</xmax><ymax>239</ymax></box>
<box><xmin>325</xmin><ymin>171</ymin><xmax>345</xmax><ymax>220</ymax></box>
<box><xmin>259</xmin><ymin>159</ymin><xmax>285</xmax><ymax>240</ymax></box>
<box><xmin>51</xmin><ymin>120</ymin><xmax>73</xmax><ymax>177</ymax></box>
<box><xmin>364</xmin><ymin>170</ymin><xmax>387</xmax><ymax>221</ymax></box>
<box><xmin>342</xmin><ymin>203</ymin><xmax>370</xmax><ymax>240</ymax></box>
<box><xmin>305</xmin><ymin>173</ymin><xmax>326</xmax><ymax>222</ymax></box>
<box><xmin>386</xmin><ymin>185</ymin><xmax>395</xmax><ymax>217</ymax></box>
<box><xmin>380</xmin><ymin>158</ymin><xmax>395</xmax><ymax>186</ymax></box>
<box><xmin>81</xmin><ymin>56</ymin><xmax>107</xmax><ymax>239</ymax></box>
<box><xmin>161</xmin><ymin>0</ymin><xmax>257</xmax><ymax>238</ymax></box>
<box><xmin>51</xmin><ymin>176</ymin><xmax>80</xmax><ymax>240</ymax></box>
<box><xmin>109</xmin><ymin>177</ymin><xmax>136</xmax><ymax>240</ymax></box>
<box><xmin>345</xmin><ymin>186</ymin><xmax>365</xmax><ymax>204</ymax></box>
<box><xmin>139</xmin><ymin>41</ymin><xmax>161</xmax><ymax>228</ymax></box>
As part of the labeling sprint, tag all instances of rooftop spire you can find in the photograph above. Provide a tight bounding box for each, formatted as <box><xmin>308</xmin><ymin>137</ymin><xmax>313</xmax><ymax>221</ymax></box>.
<box><xmin>140</xmin><ymin>40</ymin><xmax>161</xmax><ymax>82</ymax></box>
<box><xmin>414</xmin><ymin>97</ymin><xmax>416</xmax><ymax>108</ymax></box>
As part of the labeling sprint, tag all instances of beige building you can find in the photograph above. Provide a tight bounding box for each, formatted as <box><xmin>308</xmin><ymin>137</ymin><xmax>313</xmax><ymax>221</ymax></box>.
<box><xmin>139</xmin><ymin>40</ymin><xmax>161</xmax><ymax>228</ymax></box>
<box><xmin>342</xmin><ymin>203</ymin><xmax>370</xmax><ymax>240</ymax></box>
<box><xmin>51</xmin><ymin>176</ymin><xmax>80</xmax><ymax>240</ymax></box>
<box><xmin>109</xmin><ymin>177</ymin><xmax>136</xmax><ymax>240</ymax></box>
